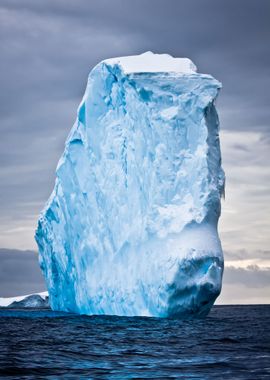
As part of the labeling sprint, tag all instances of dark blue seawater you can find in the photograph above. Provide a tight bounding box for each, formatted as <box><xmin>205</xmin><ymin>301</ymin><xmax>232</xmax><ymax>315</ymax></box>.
<box><xmin>0</xmin><ymin>305</ymin><xmax>269</xmax><ymax>379</ymax></box>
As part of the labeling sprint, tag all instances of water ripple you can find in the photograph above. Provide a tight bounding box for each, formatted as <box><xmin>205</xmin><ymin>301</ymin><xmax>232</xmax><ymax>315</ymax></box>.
<box><xmin>0</xmin><ymin>305</ymin><xmax>269</xmax><ymax>379</ymax></box>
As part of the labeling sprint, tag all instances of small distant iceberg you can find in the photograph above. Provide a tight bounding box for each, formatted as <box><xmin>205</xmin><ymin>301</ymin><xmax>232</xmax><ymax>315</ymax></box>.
<box><xmin>0</xmin><ymin>292</ymin><xmax>49</xmax><ymax>308</ymax></box>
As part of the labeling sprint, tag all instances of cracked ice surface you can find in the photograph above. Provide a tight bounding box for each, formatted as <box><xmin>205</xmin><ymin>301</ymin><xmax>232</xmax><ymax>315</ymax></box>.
<box><xmin>36</xmin><ymin>52</ymin><xmax>225</xmax><ymax>317</ymax></box>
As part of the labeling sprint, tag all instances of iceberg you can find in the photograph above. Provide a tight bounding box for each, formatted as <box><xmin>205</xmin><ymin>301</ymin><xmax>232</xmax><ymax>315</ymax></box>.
<box><xmin>36</xmin><ymin>52</ymin><xmax>225</xmax><ymax>317</ymax></box>
<box><xmin>0</xmin><ymin>292</ymin><xmax>49</xmax><ymax>308</ymax></box>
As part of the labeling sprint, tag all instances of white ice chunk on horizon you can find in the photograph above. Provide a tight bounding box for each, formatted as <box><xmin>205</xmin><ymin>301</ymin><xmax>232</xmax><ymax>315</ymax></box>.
<box><xmin>36</xmin><ymin>52</ymin><xmax>225</xmax><ymax>318</ymax></box>
<box><xmin>0</xmin><ymin>292</ymin><xmax>48</xmax><ymax>308</ymax></box>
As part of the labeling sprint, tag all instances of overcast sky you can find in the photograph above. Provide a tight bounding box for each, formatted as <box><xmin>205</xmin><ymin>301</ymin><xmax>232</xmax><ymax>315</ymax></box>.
<box><xmin>0</xmin><ymin>0</ymin><xmax>269</xmax><ymax>303</ymax></box>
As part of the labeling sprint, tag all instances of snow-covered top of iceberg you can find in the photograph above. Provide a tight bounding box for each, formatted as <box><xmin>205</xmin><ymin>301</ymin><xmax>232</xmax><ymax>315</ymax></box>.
<box><xmin>103</xmin><ymin>51</ymin><xmax>197</xmax><ymax>74</ymax></box>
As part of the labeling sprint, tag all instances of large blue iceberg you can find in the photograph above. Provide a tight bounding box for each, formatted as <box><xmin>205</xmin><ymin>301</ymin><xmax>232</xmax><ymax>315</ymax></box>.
<box><xmin>36</xmin><ymin>52</ymin><xmax>225</xmax><ymax>317</ymax></box>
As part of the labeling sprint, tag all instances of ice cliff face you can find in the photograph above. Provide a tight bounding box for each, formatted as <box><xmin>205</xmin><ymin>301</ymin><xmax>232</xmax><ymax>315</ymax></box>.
<box><xmin>36</xmin><ymin>52</ymin><xmax>225</xmax><ymax>318</ymax></box>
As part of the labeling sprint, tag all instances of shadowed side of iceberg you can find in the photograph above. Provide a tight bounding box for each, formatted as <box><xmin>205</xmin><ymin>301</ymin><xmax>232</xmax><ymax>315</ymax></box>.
<box><xmin>168</xmin><ymin>256</ymin><xmax>223</xmax><ymax>317</ymax></box>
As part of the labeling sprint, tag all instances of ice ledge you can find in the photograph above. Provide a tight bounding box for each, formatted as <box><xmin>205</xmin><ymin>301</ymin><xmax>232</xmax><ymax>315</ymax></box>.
<box><xmin>102</xmin><ymin>51</ymin><xmax>197</xmax><ymax>74</ymax></box>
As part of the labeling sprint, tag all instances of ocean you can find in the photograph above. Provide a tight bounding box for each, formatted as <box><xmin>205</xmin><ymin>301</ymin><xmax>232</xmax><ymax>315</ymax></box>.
<box><xmin>0</xmin><ymin>305</ymin><xmax>269</xmax><ymax>379</ymax></box>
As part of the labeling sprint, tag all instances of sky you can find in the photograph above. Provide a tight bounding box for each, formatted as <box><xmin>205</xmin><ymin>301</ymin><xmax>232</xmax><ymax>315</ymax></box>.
<box><xmin>0</xmin><ymin>0</ymin><xmax>269</xmax><ymax>303</ymax></box>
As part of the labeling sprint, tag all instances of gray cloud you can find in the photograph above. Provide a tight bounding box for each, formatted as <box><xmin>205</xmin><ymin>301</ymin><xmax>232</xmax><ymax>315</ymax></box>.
<box><xmin>0</xmin><ymin>1</ymin><xmax>269</xmax><ymax>301</ymax></box>
<box><xmin>0</xmin><ymin>249</ymin><xmax>45</xmax><ymax>297</ymax></box>
<box><xmin>218</xmin><ymin>264</ymin><xmax>270</xmax><ymax>304</ymax></box>
<box><xmin>223</xmin><ymin>265</ymin><xmax>270</xmax><ymax>288</ymax></box>
<box><xmin>224</xmin><ymin>249</ymin><xmax>270</xmax><ymax>262</ymax></box>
